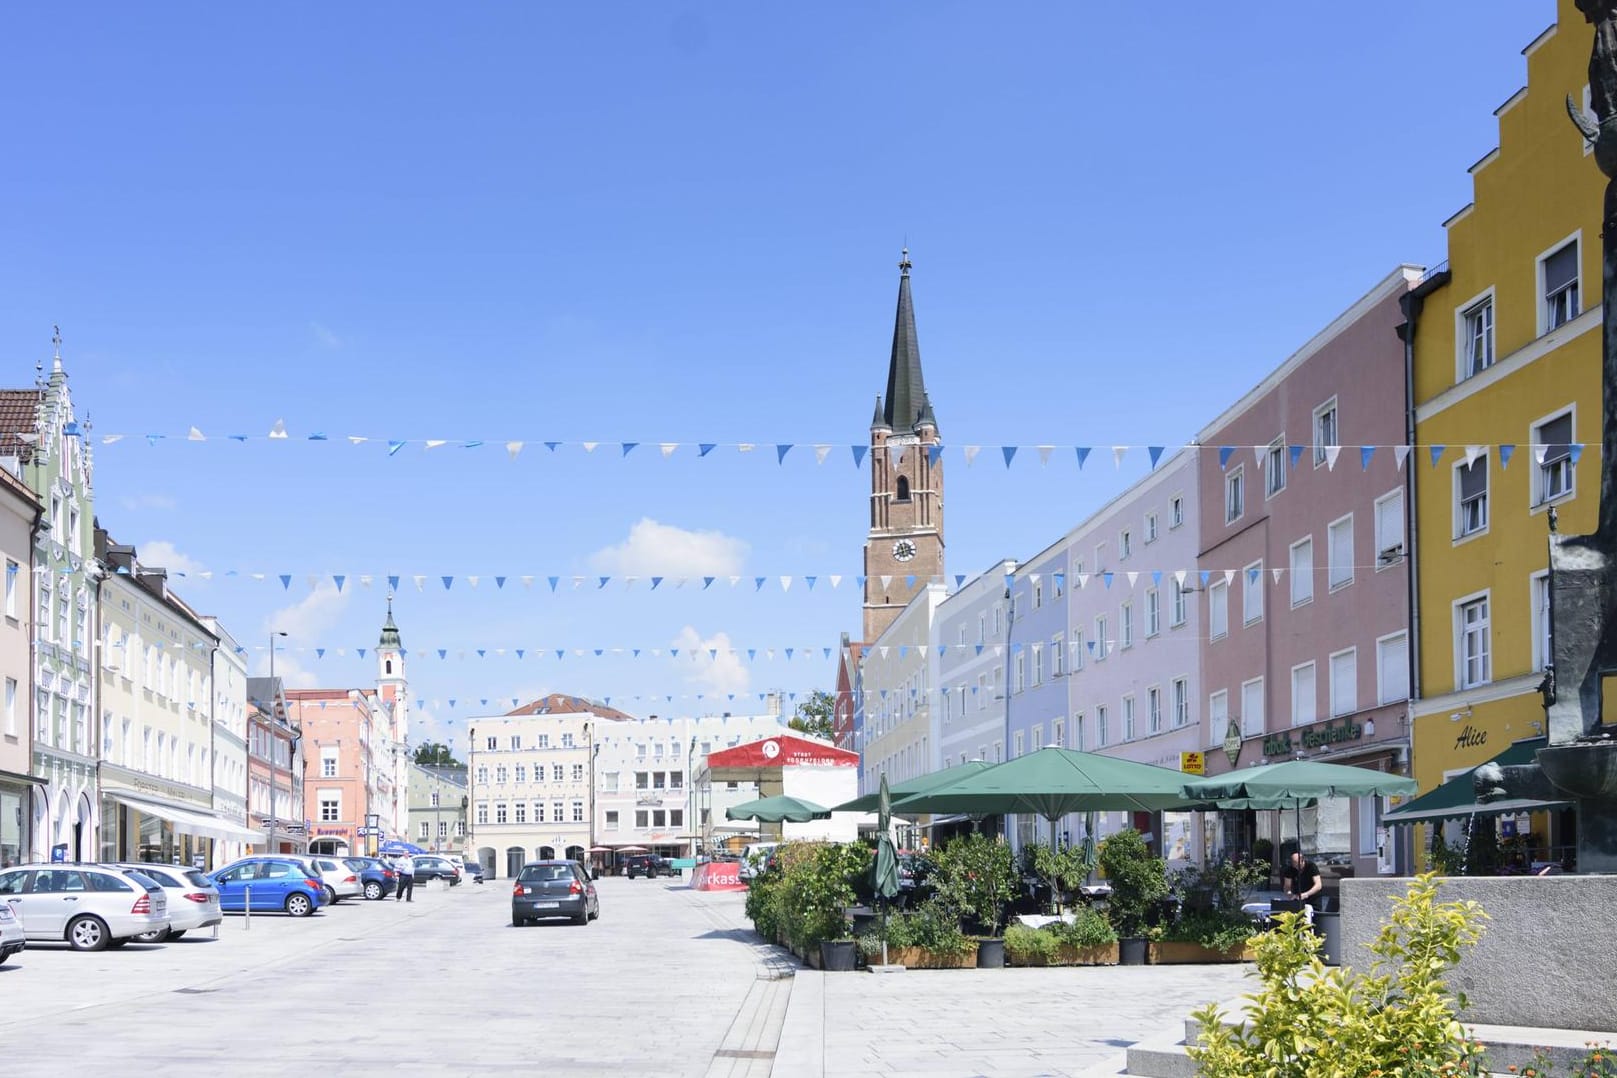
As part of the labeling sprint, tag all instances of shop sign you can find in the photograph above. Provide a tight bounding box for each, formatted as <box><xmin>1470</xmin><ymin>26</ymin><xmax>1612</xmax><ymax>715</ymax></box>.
<box><xmin>1180</xmin><ymin>751</ymin><xmax>1205</xmax><ymax>775</ymax></box>
<box><xmin>1263</xmin><ymin>717</ymin><xmax>1363</xmax><ymax>758</ymax></box>
<box><xmin>1222</xmin><ymin>719</ymin><xmax>1243</xmax><ymax>766</ymax></box>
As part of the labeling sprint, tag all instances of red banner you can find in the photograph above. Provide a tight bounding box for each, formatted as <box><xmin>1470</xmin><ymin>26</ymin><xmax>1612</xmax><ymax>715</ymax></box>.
<box><xmin>692</xmin><ymin>861</ymin><xmax>746</xmax><ymax>892</ymax></box>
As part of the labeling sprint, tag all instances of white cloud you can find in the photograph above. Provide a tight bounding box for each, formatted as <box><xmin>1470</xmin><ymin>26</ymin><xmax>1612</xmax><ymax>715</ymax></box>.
<box><xmin>136</xmin><ymin>539</ymin><xmax>202</xmax><ymax>575</ymax></box>
<box><xmin>672</xmin><ymin>625</ymin><xmax>750</xmax><ymax>697</ymax></box>
<box><xmin>258</xmin><ymin>582</ymin><xmax>353</xmax><ymax>686</ymax></box>
<box><xmin>311</xmin><ymin>321</ymin><xmax>341</xmax><ymax>348</ymax></box>
<box><xmin>589</xmin><ymin>518</ymin><xmax>747</xmax><ymax>577</ymax></box>
<box><xmin>121</xmin><ymin>493</ymin><xmax>177</xmax><ymax>512</ymax></box>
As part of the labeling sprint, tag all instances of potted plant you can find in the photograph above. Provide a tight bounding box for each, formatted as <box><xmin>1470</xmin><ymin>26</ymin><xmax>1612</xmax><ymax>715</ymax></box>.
<box><xmin>1051</xmin><ymin>905</ymin><xmax>1118</xmax><ymax>964</ymax></box>
<box><xmin>877</xmin><ymin>898</ymin><xmax>976</xmax><ymax>968</ymax></box>
<box><xmin>1028</xmin><ymin>842</ymin><xmax>1096</xmax><ymax>914</ymax></box>
<box><xmin>932</xmin><ymin>833</ymin><xmax>1017</xmax><ymax>967</ymax></box>
<box><xmin>1097</xmin><ymin>828</ymin><xmax>1167</xmax><ymax>965</ymax></box>
<box><xmin>774</xmin><ymin>841</ymin><xmax>865</xmax><ymax>967</ymax></box>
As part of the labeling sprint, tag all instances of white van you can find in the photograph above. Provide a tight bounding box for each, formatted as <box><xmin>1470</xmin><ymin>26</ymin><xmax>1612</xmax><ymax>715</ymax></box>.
<box><xmin>738</xmin><ymin>842</ymin><xmax>779</xmax><ymax>880</ymax></box>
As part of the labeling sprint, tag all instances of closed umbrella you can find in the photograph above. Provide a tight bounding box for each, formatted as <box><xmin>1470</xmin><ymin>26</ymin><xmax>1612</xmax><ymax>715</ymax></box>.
<box><xmin>871</xmin><ymin>774</ymin><xmax>901</xmax><ymax>967</ymax></box>
<box><xmin>725</xmin><ymin>794</ymin><xmax>831</xmax><ymax>824</ymax></box>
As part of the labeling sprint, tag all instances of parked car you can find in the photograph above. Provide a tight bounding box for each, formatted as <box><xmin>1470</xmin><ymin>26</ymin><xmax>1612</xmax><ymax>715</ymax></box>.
<box><xmin>895</xmin><ymin>852</ymin><xmax>937</xmax><ymax>906</ymax></box>
<box><xmin>343</xmin><ymin>857</ymin><xmax>396</xmax><ymax>900</ymax></box>
<box><xmin>624</xmin><ymin>854</ymin><xmax>671</xmax><ymax>879</ymax></box>
<box><xmin>511</xmin><ymin>860</ymin><xmax>598</xmax><ymax>926</ymax></box>
<box><xmin>0</xmin><ymin>900</ymin><xmax>26</xmax><ymax>963</ymax></box>
<box><xmin>283</xmin><ymin>855</ymin><xmax>361</xmax><ymax>904</ymax></box>
<box><xmin>410</xmin><ymin>855</ymin><xmax>461</xmax><ymax>885</ymax></box>
<box><xmin>110</xmin><ymin>863</ymin><xmax>222</xmax><ymax>942</ymax></box>
<box><xmin>738</xmin><ymin>842</ymin><xmax>779</xmax><ymax>881</ymax></box>
<box><xmin>459</xmin><ymin>859</ymin><xmax>485</xmax><ymax>884</ymax></box>
<box><xmin>209</xmin><ymin>857</ymin><xmax>326</xmax><ymax>917</ymax></box>
<box><xmin>0</xmin><ymin>863</ymin><xmax>169</xmax><ymax>951</ymax></box>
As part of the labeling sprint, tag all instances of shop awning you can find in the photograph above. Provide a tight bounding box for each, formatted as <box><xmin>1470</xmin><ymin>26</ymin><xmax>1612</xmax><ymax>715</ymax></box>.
<box><xmin>110</xmin><ymin>793</ymin><xmax>266</xmax><ymax>843</ymax></box>
<box><xmin>1382</xmin><ymin>737</ymin><xmax>1569</xmax><ymax>826</ymax></box>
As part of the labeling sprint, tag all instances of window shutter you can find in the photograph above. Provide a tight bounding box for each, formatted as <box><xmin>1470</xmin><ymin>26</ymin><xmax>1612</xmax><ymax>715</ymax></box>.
<box><xmin>1459</xmin><ymin>459</ymin><xmax>1487</xmax><ymax>500</ymax></box>
<box><xmin>1545</xmin><ymin>243</ymin><xmax>1578</xmax><ymax>296</ymax></box>
<box><xmin>1539</xmin><ymin>413</ymin><xmax>1572</xmax><ymax>465</ymax></box>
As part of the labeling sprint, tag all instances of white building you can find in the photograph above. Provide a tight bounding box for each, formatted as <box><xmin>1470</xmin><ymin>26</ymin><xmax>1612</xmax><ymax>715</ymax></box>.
<box><xmin>935</xmin><ymin>559</ymin><xmax>1018</xmax><ymax>769</ymax></box>
<box><xmin>202</xmin><ymin>618</ymin><xmax>253</xmax><ymax>864</ymax></box>
<box><xmin>856</xmin><ymin>582</ymin><xmax>947</xmax><ymax>795</ymax></box>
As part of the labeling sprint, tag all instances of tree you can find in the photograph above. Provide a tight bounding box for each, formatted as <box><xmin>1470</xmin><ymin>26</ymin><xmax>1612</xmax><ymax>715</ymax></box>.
<box><xmin>413</xmin><ymin>741</ymin><xmax>462</xmax><ymax>768</ymax></box>
<box><xmin>786</xmin><ymin>689</ymin><xmax>835</xmax><ymax>741</ymax></box>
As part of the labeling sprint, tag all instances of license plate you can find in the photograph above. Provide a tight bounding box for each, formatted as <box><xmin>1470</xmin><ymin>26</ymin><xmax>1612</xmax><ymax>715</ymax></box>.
<box><xmin>534</xmin><ymin>902</ymin><xmax>559</xmax><ymax>909</ymax></box>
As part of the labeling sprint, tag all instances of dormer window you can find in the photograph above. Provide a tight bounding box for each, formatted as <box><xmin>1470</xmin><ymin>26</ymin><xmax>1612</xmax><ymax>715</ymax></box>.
<box><xmin>894</xmin><ymin>476</ymin><xmax>910</xmax><ymax>502</ymax></box>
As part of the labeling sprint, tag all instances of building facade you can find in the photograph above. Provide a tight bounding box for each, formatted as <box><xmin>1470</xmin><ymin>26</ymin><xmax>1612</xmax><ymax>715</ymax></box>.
<box><xmin>407</xmin><ymin>762</ymin><xmax>467</xmax><ymax>854</ymax></box>
<box><xmin>832</xmin><ymin>634</ymin><xmax>863</xmax><ymax>752</ymax></box>
<box><xmin>0</xmin><ymin>341</ymin><xmax>99</xmax><ymax>862</ymax></box>
<box><xmin>203</xmin><ymin>618</ymin><xmax>253</xmax><ymax>865</ymax></box>
<box><xmin>857</xmin><ymin>583</ymin><xmax>947</xmax><ymax>799</ymax></box>
<box><xmin>465</xmin><ymin>708</ymin><xmax>598</xmax><ymax>880</ymax></box>
<box><xmin>935</xmin><ymin>559</ymin><xmax>1018</xmax><ymax>772</ymax></box>
<box><xmin>247</xmin><ymin>676</ymin><xmax>304</xmax><ymax>854</ymax></box>
<box><xmin>864</xmin><ymin>251</ymin><xmax>944</xmax><ymax>643</ymax></box>
<box><xmin>0</xmin><ymin>466</ymin><xmax>39</xmax><ymax>867</ymax></box>
<box><xmin>1196</xmin><ymin>268</ymin><xmax>1420</xmax><ymax>876</ymax></box>
<box><xmin>1407</xmin><ymin>2</ymin><xmax>1605</xmax><ymax>866</ymax></box>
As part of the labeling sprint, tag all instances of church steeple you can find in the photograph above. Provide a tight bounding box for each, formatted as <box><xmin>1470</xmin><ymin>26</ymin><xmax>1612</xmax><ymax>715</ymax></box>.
<box><xmin>379</xmin><ymin>596</ymin><xmax>401</xmax><ymax>650</ymax></box>
<box><xmin>863</xmin><ymin>250</ymin><xmax>944</xmax><ymax>643</ymax></box>
<box><xmin>878</xmin><ymin>248</ymin><xmax>936</xmax><ymax>435</ymax></box>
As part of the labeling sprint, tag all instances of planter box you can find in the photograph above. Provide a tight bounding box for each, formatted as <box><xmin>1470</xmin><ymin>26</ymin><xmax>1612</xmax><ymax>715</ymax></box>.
<box><xmin>1148</xmin><ymin>941</ymin><xmax>1254</xmax><ymax>964</ymax></box>
<box><xmin>1009</xmin><ymin>943</ymin><xmax>1119</xmax><ymax>967</ymax></box>
<box><xmin>886</xmin><ymin>944</ymin><xmax>979</xmax><ymax>969</ymax></box>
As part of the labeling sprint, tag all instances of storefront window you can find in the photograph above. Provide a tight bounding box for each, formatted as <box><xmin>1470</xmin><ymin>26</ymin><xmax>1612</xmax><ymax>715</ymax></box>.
<box><xmin>1</xmin><ymin>789</ymin><xmax>22</xmax><ymax>867</ymax></box>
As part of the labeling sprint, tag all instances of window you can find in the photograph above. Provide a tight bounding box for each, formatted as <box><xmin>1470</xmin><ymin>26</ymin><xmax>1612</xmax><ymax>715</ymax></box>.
<box><xmin>476</xmin><ymin>766</ymin><xmax>488</xmax><ymax>784</ymax></box>
<box><xmin>1051</xmin><ymin>634</ymin><xmax>1064</xmax><ymax>677</ymax></box>
<box><xmin>1242</xmin><ymin>562</ymin><xmax>1263</xmax><ymax>625</ymax></box>
<box><xmin>1145</xmin><ymin>588</ymin><xmax>1160</xmax><ymax>637</ymax></box>
<box><xmin>495</xmin><ymin>802</ymin><xmax>508</xmax><ymax>824</ymax></box>
<box><xmin>430</xmin><ymin>791</ymin><xmax>440</xmax><ymax>807</ymax></box>
<box><xmin>1209</xmin><ymin>690</ymin><xmax>1229</xmax><ymax>745</ymax></box>
<box><xmin>1013</xmin><ymin>653</ymin><xmax>1025</xmax><ymax>694</ymax></box>
<box><xmin>1265</xmin><ymin>438</ymin><xmax>1286</xmax><ymax>497</ymax></box>
<box><xmin>476</xmin><ymin>802</ymin><xmax>488</xmax><ymax>825</ymax></box>
<box><xmin>572</xmin><ymin>763</ymin><xmax>584</xmax><ymax>782</ymax></box>
<box><xmin>1458</xmin><ymin>594</ymin><xmax>1491</xmax><ymax>689</ymax></box>
<box><xmin>510</xmin><ymin>735</ymin><xmax>522</xmax><ymax>750</ymax></box>
<box><xmin>635</xmin><ymin>810</ymin><xmax>648</xmax><ymax>828</ymax></box>
<box><xmin>513</xmin><ymin>764</ymin><xmax>526</xmax><ymax>783</ymax></box>
<box><xmin>3</xmin><ymin>678</ymin><xmax>14</xmax><ymax>737</ymax></box>
<box><xmin>670</xmin><ymin>809</ymin><xmax>684</xmax><ymax>827</ymax></box>
<box><xmin>320</xmin><ymin>748</ymin><xmax>338</xmax><ymax>778</ymax></box>
<box><xmin>605</xmin><ymin>810</ymin><xmax>619</xmax><ymax>829</ymax></box>
<box><xmin>552</xmin><ymin>764</ymin><xmax>564</xmax><ymax>781</ymax></box>
<box><xmin>514</xmin><ymin>802</ymin><xmax>527</xmax><ymax>824</ymax></box>
<box><xmin>1095</xmin><ymin>615</ymin><xmax>1109</xmax><ymax>660</ymax></box>
<box><xmin>1170</xmin><ymin>579</ymin><xmax>1187</xmax><ymax>627</ymax></box>
<box><xmin>554</xmin><ymin>801</ymin><xmax>565</xmax><ymax>822</ymax></box>
<box><xmin>1460</xmin><ymin>294</ymin><xmax>1495</xmax><ymax>378</ymax></box>
<box><xmin>1120</xmin><ymin>602</ymin><xmax>1134</xmax><ymax>649</ymax></box>
<box><xmin>561</xmin><ymin>733</ymin><xmax>574</xmax><ymax>748</ymax></box>
<box><xmin>1291</xmin><ymin>662</ymin><xmax>1316</xmax><ymax>726</ymax></box>
<box><xmin>1095</xmin><ymin>705</ymin><xmax>1109</xmax><ymax>747</ymax></box>
<box><xmin>1329</xmin><ymin>649</ymin><xmax>1357</xmax><ymax>718</ymax></box>
<box><xmin>1148</xmin><ymin>687</ymin><xmax>1162</xmax><ymax>734</ymax></box>
<box><xmin>319</xmin><ymin>794</ymin><xmax>340</xmax><ymax>822</ymax></box>
<box><xmin>1170</xmin><ymin>496</ymin><xmax>1184</xmax><ymax>529</ymax></box>
<box><xmin>418</xmin><ymin>821</ymin><xmax>430</xmax><ymax>839</ymax></box>
<box><xmin>1052</xmin><ymin>719</ymin><xmax>1064</xmax><ymax>748</ymax></box>
<box><xmin>1013</xmin><ymin>731</ymin><xmax>1024</xmax><ymax>758</ymax></box>
<box><xmin>1225</xmin><ymin>466</ymin><xmax>1245</xmax><ymax>524</ymax></box>
<box><xmin>1172</xmin><ymin>678</ymin><xmax>1189</xmax><ymax>728</ymax></box>
<box><xmin>976</xmin><ymin>674</ymin><xmax>986</xmax><ymax>709</ymax></box>
<box><xmin>1031</xmin><ymin>645</ymin><xmax>1043</xmax><ymax>687</ymax></box>
<box><xmin>1328</xmin><ymin>515</ymin><xmax>1354</xmax><ymax>590</ymax></box>
<box><xmin>1119</xmin><ymin>530</ymin><xmax>1132</xmax><ymax>560</ymax></box>
<box><xmin>1122</xmin><ymin>695</ymin><xmax>1136</xmax><ymax>741</ymax></box>
<box><xmin>1313</xmin><ymin>398</ymin><xmax>1338</xmax><ymax>466</ymax></box>
<box><xmin>485</xmin><ymin>736</ymin><xmax>496</xmax><ymax>750</ymax></box>
<box><xmin>1290</xmin><ymin>537</ymin><xmax>1314</xmax><ymax>607</ymax></box>
<box><xmin>537</xmin><ymin>734</ymin><xmax>550</xmax><ymax>749</ymax></box>
<box><xmin>1241</xmin><ymin>677</ymin><xmax>1265</xmax><ymax>738</ymax></box>
<box><xmin>3</xmin><ymin>560</ymin><xmax>15</xmax><ymax>619</ymax></box>
<box><xmin>1209</xmin><ymin>580</ymin><xmax>1229</xmax><ymax>640</ymax></box>
<box><xmin>1377</xmin><ymin>632</ymin><xmax>1410</xmax><ymax>705</ymax></box>
<box><xmin>535</xmin><ymin>802</ymin><xmax>546</xmax><ymax>822</ymax></box>
<box><xmin>1456</xmin><ymin>457</ymin><xmax>1489</xmax><ymax>538</ymax></box>
<box><xmin>495</xmin><ymin>766</ymin><xmax>507</xmax><ymax>784</ymax></box>
<box><xmin>1540</xmin><ymin>238</ymin><xmax>1580</xmax><ymax>332</ymax></box>
<box><xmin>1145</xmin><ymin>512</ymin><xmax>1159</xmax><ymax>542</ymax></box>
<box><xmin>1533</xmin><ymin>411</ymin><xmax>1575</xmax><ymax>506</ymax></box>
<box><xmin>1073</xmin><ymin>713</ymin><xmax>1085</xmax><ymax>751</ymax></box>
<box><xmin>439</xmin><ymin>821</ymin><xmax>448</xmax><ymax>840</ymax></box>
<box><xmin>1532</xmin><ymin>572</ymin><xmax>1552</xmax><ymax>672</ymax></box>
<box><xmin>571</xmin><ymin>802</ymin><xmax>583</xmax><ymax>823</ymax></box>
<box><xmin>1375</xmin><ymin>489</ymin><xmax>1405</xmax><ymax>567</ymax></box>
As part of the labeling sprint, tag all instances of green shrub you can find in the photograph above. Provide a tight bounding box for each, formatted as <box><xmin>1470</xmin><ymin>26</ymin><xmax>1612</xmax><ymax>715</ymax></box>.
<box><xmin>774</xmin><ymin>841</ymin><xmax>868</xmax><ymax>951</ymax></box>
<box><xmin>1162</xmin><ymin>908</ymin><xmax>1256</xmax><ymax>953</ymax></box>
<box><xmin>1187</xmin><ymin>873</ymin><xmax>1489</xmax><ymax>1078</ymax></box>
<box><xmin>932</xmin><ymin>832</ymin><xmax>1017</xmax><ymax>936</ymax></box>
<box><xmin>744</xmin><ymin>865</ymin><xmax>785</xmax><ymax>942</ymax></box>
<box><xmin>1097</xmin><ymin>829</ymin><xmax>1167</xmax><ymax>939</ymax></box>
<box><xmin>1028</xmin><ymin>842</ymin><xmax>1096</xmax><ymax>912</ymax></box>
<box><xmin>1004</xmin><ymin>923</ymin><xmax>1060</xmax><ymax>964</ymax></box>
<box><xmin>1052</xmin><ymin>906</ymin><xmax>1118</xmax><ymax>950</ymax></box>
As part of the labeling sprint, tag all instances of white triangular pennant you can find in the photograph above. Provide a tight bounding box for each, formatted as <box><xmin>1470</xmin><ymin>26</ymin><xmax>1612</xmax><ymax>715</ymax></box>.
<box><xmin>659</xmin><ymin>443</ymin><xmax>679</xmax><ymax>457</ymax></box>
<box><xmin>964</xmin><ymin>446</ymin><xmax>981</xmax><ymax>467</ymax></box>
<box><xmin>1324</xmin><ymin>445</ymin><xmax>1341</xmax><ymax>470</ymax></box>
<box><xmin>814</xmin><ymin>445</ymin><xmax>832</xmax><ymax>464</ymax></box>
<box><xmin>268</xmin><ymin>419</ymin><xmax>288</xmax><ymax>440</ymax></box>
<box><xmin>1394</xmin><ymin>445</ymin><xmax>1411</xmax><ymax>469</ymax></box>
<box><xmin>1113</xmin><ymin>446</ymin><xmax>1127</xmax><ymax>469</ymax></box>
<box><xmin>1037</xmin><ymin>445</ymin><xmax>1054</xmax><ymax>466</ymax></box>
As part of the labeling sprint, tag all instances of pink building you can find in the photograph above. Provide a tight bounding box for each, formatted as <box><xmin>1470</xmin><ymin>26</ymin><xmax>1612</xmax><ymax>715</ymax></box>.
<box><xmin>1196</xmin><ymin>266</ymin><xmax>1419</xmax><ymax>879</ymax></box>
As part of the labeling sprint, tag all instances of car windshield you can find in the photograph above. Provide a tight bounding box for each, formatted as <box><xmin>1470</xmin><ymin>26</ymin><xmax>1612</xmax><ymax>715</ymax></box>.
<box><xmin>180</xmin><ymin>870</ymin><xmax>213</xmax><ymax>889</ymax></box>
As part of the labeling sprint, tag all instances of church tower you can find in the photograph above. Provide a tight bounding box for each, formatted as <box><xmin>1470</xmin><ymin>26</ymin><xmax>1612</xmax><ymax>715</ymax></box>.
<box><xmin>377</xmin><ymin>597</ymin><xmax>408</xmax><ymax>743</ymax></box>
<box><xmin>863</xmin><ymin>250</ymin><xmax>944</xmax><ymax>642</ymax></box>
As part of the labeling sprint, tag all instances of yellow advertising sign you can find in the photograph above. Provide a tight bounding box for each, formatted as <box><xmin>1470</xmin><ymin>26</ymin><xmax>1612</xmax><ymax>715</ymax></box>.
<box><xmin>1180</xmin><ymin>751</ymin><xmax>1205</xmax><ymax>775</ymax></box>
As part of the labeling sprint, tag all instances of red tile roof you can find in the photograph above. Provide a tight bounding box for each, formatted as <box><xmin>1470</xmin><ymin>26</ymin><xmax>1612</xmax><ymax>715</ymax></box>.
<box><xmin>505</xmin><ymin>693</ymin><xmax>633</xmax><ymax>721</ymax></box>
<box><xmin>0</xmin><ymin>390</ymin><xmax>41</xmax><ymax>462</ymax></box>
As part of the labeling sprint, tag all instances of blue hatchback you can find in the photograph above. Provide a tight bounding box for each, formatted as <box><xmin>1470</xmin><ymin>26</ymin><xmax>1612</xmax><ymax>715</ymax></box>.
<box><xmin>210</xmin><ymin>858</ymin><xmax>326</xmax><ymax>917</ymax></box>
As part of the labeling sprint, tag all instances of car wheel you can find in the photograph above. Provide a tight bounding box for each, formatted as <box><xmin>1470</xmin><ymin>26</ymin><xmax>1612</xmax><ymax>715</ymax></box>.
<box><xmin>573</xmin><ymin>909</ymin><xmax>588</xmax><ymax>925</ymax></box>
<box><xmin>167</xmin><ymin>930</ymin><xmax>186</xmax><ymax>940</ymax></box>
<box><xmin>321</xmin><ymin>886</ymin><xmax>336</xmax><ymax>905</ymax></box>
<box><xmin>67</xmin><ymin>915</ymin><xmax>110</xmax><ymax>952</ymax></box>
<box><xmin>285</xmin><ymin>893</ymin><xmax>314</xmax><ymax>917</ymax></box>
<box><xmin>134</xmin><ymin>928</ymin><xmax>170</xmax><ymax>944</ymax></box>
<box><xmin>364</xmin><ymin>882</ymin><xmax>383</xmax><ymax>900</ymax></box>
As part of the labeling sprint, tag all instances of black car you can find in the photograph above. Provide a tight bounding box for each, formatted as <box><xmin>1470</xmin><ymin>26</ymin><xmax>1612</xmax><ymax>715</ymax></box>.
<box><xmin>410</xmin><ymin>855</ymin><xmax>461</xmax><ymax>885</ymax></box>
<box><xmin>512</xmin><ymin>859</ymin><xmax>598</xmax><ymax>926</ymax></box>
<box><xmin>624</xmin><ymin>854</ymin><xmax>672</xmax><ymax>879</ymax></box>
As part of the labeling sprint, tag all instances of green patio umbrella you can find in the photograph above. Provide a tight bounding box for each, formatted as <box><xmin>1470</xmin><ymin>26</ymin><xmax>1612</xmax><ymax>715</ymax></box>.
<box><xmin>891</xmin><ymin>747</ymin><xmax>1198</xmax><ymax>821</ymax></box>
<box><xmin>724</xmin><ymin>794</ymin><xmax>831</xmax><ymax>824</ymax></box>
<box><xmin>831</xmin><ymin>760</ymin><xmax>995</xmax><ymax>814</ymax></box>
<box><xmin>871</xmin><ymin>774</ymin><xmax>901</xmax><ymax>967</ymax></box>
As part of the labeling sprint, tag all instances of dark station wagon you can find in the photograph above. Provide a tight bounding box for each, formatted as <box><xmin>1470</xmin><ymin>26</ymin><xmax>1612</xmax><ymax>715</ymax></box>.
<box><xmin>511</xmin><ymin>860</ymin><xmax>599</xmax><ymax>926</ymax></box>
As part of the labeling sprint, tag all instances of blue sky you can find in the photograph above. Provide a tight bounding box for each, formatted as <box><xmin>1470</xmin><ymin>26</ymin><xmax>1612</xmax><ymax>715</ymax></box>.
<box><xmin>0</xmin><ymin>3</ymin><xmax>1558</xmax><ymax>751</ymax></box>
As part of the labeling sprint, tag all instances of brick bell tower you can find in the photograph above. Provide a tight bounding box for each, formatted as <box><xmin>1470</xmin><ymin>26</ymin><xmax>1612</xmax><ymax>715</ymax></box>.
<box><xmin>863</xmin><ymin>249</ymin><xmax>944</xmax><ymax>642</ymax></box>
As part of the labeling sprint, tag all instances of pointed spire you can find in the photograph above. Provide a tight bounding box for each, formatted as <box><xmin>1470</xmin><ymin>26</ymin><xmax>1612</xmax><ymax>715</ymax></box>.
<box><xmin>379</xmin><ymin>595</ymin><xmax>402</xmax><ymax>649</ymax></box>
<box><xmin>871</xmin><ymin>395</ymin><xmax>889</xmax><ymax>430</ymax></box>
<box><xmin>882</xmin><ymin>248</ymin><xmax>935</xmax><ymax>434</ymax></box>
<box><xmin>51</xmin><ymin>325</ymin><xmax>62</xmax><ymax>374</ymax></box>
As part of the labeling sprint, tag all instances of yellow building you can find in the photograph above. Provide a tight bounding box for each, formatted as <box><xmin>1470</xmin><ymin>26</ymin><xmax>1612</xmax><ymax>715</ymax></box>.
<box><xmin>1406</xmin><ymin>0</ymin><xmax>1607</xmax><ymax>869</ymax></box>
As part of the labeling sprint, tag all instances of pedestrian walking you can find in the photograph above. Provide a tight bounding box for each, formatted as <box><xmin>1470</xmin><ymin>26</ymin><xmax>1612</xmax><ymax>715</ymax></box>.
<box><xmin>394</xmin><ymin>853</ymin><xmax>415</xmax><ymax>902</ymax></box>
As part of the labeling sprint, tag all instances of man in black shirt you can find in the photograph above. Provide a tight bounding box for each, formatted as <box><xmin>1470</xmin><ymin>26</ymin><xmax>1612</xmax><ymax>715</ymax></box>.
<box><xmin>1286</xmin><ymin>850</ymin><xmax>1323</xmax><ymax>915</ymax></box>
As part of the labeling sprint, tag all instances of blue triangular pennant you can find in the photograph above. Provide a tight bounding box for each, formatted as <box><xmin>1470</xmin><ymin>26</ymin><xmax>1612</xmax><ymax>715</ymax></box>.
<box><xmin>1002</xmin><ymin>446</ymin><xmax>1018</xmax><ymax>468</ymax></box>
<box><xmin>442</xmin><ymin>576</ymin><xmax>454</xmax><ymax>590</ymax></box>
<box><xmin>387</xmin><ymin>440</ymin><xmax>406</xmax><ymax>456</ymax></box>
<box><xmin>1571</xmin><ymin>443</ymin><xmax>1585</xmax><ymax>465</ymax></box>
<box><xmin>1498</xmin><ymin>445</ymin><xmax>1515</xmax><ymax>469</ymax></box>
<box><xmin>928</xmin><ymin>444</ymin><xmax>943</xmax><ymax>466</ymax></box>
<box><xmin>776</xmin><ymin>444</ymin><xmax>792</xmax><ymax>464</ymax></box>
<box><xmin>1429</xmin><ymin>445</ymin><xmax>1446</xmax><ymax>467</ymax></box>
<box><xmin>1289</xmin><ymin>445</ymin><xmax>1304</xmax><ymax>468</ymax></box>
<box><xmin>699</xmin><ymin>443</ymin><xmax>716</xmax><ymax>457</ymax></box>
<box><xmin>1218</xmin><ymin>446</ymin><xmax>1234</xmax><ymax>469</ymax></box>
<box><xmin>1075</xmin><ymin>446</ymin><xmax>1090</xmax><ymax>469</ymax></box>
<box><xmin>1148</xmin><ymin>446</ymin><xmax>1164</xmax><ymax>468</ymax></box>
<box><xmin>279</xmin><ymin>575</ymin><xmax>292</xmax><ymax>590</ymax></box>
<box><xmin>333</xmin><ymin>575</ymin><xmax>346</xmax><ymax>592</ymax></box>
<box><xmin>703</xmin><ymin>576</ymin><xmax>714</xmax><ymax>589</ymax></box>
<box><xmin>548</xmin><ymin>576</ymin><xmax>559</xmax><ymax>591</ymax></box>
<box><xmin>621</xmin><ymin>442</ymin><xmax>638</xmax><ymax>456</ymax></box>
<box><xmin>1360</xmin><ymin>446</ymin><xmax>1375</xmax><ymax>470</ymax></box>
<box><xmin>851</xmin><ymin>445</ymin><xmax>868</xmax><ymax>467</ymax></box>
<box><xmin>650</xmin><ymin>576</ymin><xmax>663</xmax><ymax>590</ymax></box>
<box><xmin>388</xmin><ymin>575</ymin><xmax>400</xmax><ymax>592</ymax></box>
<box><xmin>495</xmin><ymin>576</ymin><xmax>506</xmax><ymax>589</ymax></box>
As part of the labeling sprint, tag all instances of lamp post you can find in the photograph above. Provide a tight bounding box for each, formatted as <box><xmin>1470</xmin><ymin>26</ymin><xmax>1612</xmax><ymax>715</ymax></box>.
<box><xmin>687</xmin><ymin>734</ymin><xmax>698</xmax><ymax>860</ymax></box>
